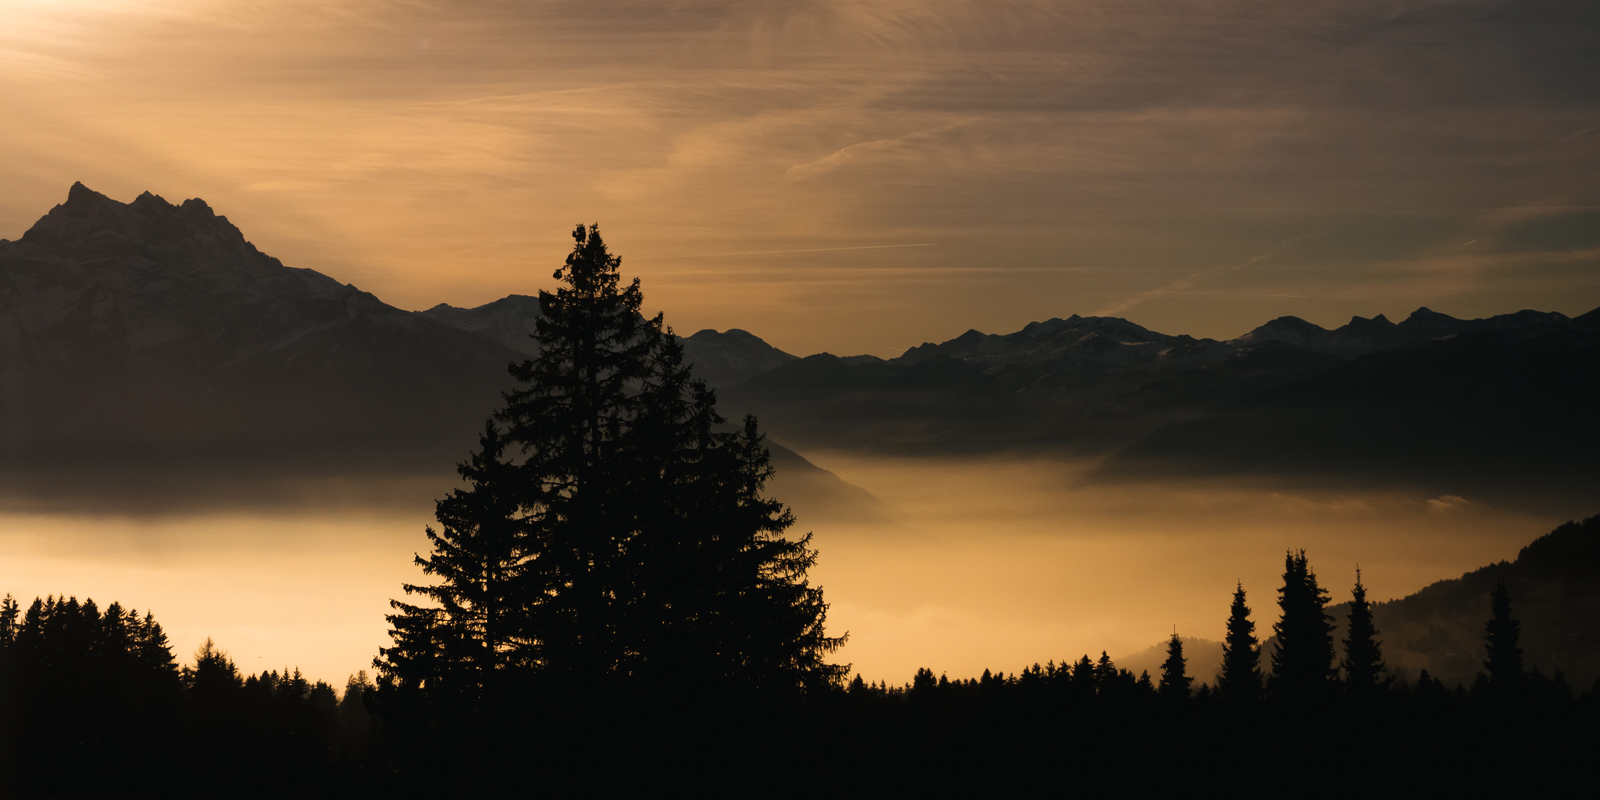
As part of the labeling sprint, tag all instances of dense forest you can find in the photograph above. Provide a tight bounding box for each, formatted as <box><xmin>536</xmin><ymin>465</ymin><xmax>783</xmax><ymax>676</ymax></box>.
<box><xmin>4</xmin><ymin>537</ymin><xmax>1597</xmax><ymax>795</ymax></box>
<box><xmin>3</xmin><ymin>227</ymin><xmax>1596</xmax><ymax>795</ymax></box>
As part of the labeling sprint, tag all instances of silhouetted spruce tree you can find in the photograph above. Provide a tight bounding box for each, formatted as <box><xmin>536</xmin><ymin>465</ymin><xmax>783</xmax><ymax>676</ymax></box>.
<box><xmin>1159</xmin><ymin>633</ymin><xmax>1192</xmax><ymax>700</ymax></box>
<box><xmin>379</xmin><ymin>224</ymin><xmax>844</xmax><ymax>704</ymax></box>
<box><xmin>1217</xmin><ymin>582</ymin><xmax>1263</xmax><ymax>703</ymax></box>
<box><xmin>376</xmin><ymin>422</ymin><xmax>527</xmax><ymax>715</ymax></box>
<box><xmin>1483</xmin><ymin>583</ymin><xmax>1524</xmax><ymax>686</ymax></box>
<box><xmin>1093</xmin><ymin>650</ymin><xmax>1118</xmax><ymax>690</ymax></box>
<box><xmin>1270</xmin><ymin>550</ymin><xmax>1336</xmax><ymax>698</ymax></box>
<box><xmin>1341</xmin><ymin>569</ymin><xmax>1386</xmax><ymax>696</ymax></box>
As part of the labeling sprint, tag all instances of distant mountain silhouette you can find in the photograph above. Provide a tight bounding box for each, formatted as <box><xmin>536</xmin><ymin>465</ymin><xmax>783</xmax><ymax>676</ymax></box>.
<box><xmin>417</xmin><ymin>299</ymin><xmax>799</xmax><ymax>386</ymax></box>
<box><xmin>5</xmin><ymin>183</ymin><xmax>1594</xmax><ymax>511</ymax></box>
<box><xmin>0</xmin><ymin>184</ymin><xmax>883</xmax><ymax>521</ymax></box>
<box><xmin>706</xmin><ymin>305</ymin><xmax>1600</xmax><ymax>505</ymax></box>
<box><xmin>418</xmin><ymin>294</ymin><xmax>544</xmax><ymax>356</ymax></box>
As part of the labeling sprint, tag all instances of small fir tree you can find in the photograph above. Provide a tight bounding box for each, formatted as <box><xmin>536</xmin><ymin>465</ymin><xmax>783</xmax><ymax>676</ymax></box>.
<box><xmin>1341</xmin><ymin>568</ymin><xmax>1387</xmax><ymax>695</ymax></box>
<box><xmin>1483</xmin><ymin>582</ymin><xmax>1524</xmax><ymax>685</ymax></box>
<box><xmin>1159</xmin><ymin>632</ymin><xmax>1192</xmax><ymax>700</ymax></box>
<box><xmin>1217</xmin><ymin>582</ymin><xmax>1263</xmax><ymax>703</ymax></box>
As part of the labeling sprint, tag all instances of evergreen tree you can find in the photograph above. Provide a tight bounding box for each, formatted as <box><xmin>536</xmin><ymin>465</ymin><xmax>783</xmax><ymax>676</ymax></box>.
<box><xmin>1093</xmin><ymin>650</ymin><xmax>1118</xmax><ymax>690</ymax></box>
<box><xmin>376</xmin><ymin>422</ymin><xmax>527</xmax><ymax>713</ymax></box>
<box><xmin>1483</xmin><ymin>582</ymin><xmax>1524</xmax><ymax>685</ymax></box>
<box><xmin>1270</xmin><ymin>550</ymin><xmax>1336</xmax><ymax>698</ymax></box>
<box><xmin>1341</xmin><ymin>568</ymin><xmax>1386</xmax><ymax>695</ymax></box>
<box><xmin>1217</xmin><ymin>582</ymin><xmax>1263</xmax><ymax>703</ymax></box>
<box><xmin>377</xmin><ymin>223</ymin><xmax>844</xmax><ymax>703</ymax></box>
<box><xmin>1159</xmin><ymin>632</ymin><xmax>1192</xmax><ymax>700</ymax></box>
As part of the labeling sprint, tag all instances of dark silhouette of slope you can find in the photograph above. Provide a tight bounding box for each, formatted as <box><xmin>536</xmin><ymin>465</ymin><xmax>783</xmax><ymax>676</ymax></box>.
<box><xmin>1094</xmin><ymin>323</ymin><xmax>1600</xmax><ymax>502</ymax></box>
<box><xmin>1325</xmin><ymin>514</ymin><xmax>1600</xmax><ymax>689</ymax></box>
<box><xmin>418</xmin><ymin>294</ymin><xmax>544</xmax><ymax>356</ymax></box>
<box><xmin>677</xmin><ymin>328</ymin><xmax>800</xmax><ymax>387</ymax></box>
<box><xmin>717</xmin><ymin>353</ymin><xmax>1024</xmax><ymax>454</ymax></box>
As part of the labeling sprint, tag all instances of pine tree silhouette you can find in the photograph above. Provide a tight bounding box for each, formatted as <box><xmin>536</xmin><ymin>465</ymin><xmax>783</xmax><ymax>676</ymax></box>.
<box><xmin>1270</xmin><ymin>550</ymin><xmax>1336</xmax><ymax>699</ymax></box>
<box><xmin>1341</xmin><ymin>568</ymin><xmax>1386</xmax><ymax>696</ymax></box>
<box><xmin>1158</xmin><ymin>632</ymin><xmax>1192</xmax><ymax>700</ymax></box>
<box><xmin>377</xmin><ymin>422</ymin><xmax>527</xmax><ymax>714</ymax></box>
<box><xmin>376</xmin><ymin>223</ymin><xmax>845</xmax><ymax>708</ymax></box>
<box><xmin>1483</xmin><ymin>582</ymin><xmax>1524</xmax><ymax>686</ymax></box>
<box><xmin>1217</xmin><ymin>582</ymin><xmax>1263</xmax><ymax>703</ymax></box>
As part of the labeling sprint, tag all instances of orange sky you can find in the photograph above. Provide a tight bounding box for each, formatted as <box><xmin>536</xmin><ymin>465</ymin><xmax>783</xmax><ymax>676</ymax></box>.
<box><xmin>4</xmin><ymin>0</ymin><xmax>1598</xmax><ymax>357</ymax></box>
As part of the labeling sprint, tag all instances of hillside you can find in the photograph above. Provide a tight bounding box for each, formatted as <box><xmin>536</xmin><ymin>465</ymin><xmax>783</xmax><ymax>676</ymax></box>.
<box><xmin>0</xmin><ymin>185</ymin><xmax>883</xmax><ymax>522</ymax></box>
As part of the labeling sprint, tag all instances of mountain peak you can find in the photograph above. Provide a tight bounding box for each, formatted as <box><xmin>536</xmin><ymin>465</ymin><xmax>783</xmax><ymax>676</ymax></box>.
<box><xmin>17</xmin><ymin>183</ymin><xmax>251</xmax><ymax>261</ymax></box>
<box><xmin>64</xmin><ymin>180</ymin><xmax>108</xmax><ymax>206</ymax></box>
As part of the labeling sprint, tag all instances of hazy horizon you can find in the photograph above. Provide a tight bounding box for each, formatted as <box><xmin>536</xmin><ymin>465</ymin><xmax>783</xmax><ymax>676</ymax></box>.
<box><xmin>0</xmin><ymin>450</ymin><xmax>1579</xmax><ymax>687</ymax></box>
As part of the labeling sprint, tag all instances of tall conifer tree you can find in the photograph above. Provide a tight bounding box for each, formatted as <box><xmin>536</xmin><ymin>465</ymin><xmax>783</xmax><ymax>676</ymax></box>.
<box><xmin>1270</xmin><ymin>550</ymin><xmax>1336</xmax><ymax>698</ymax></box>
<box><xmin>1341</xmin><ymin>569</ymin><xmax>1386</xmax><ymax>695</ymax></box>
<box><xmin>1218</xmin><ymin>582</ymin><xmax>1263</xmax><ymax>703</ymax></box>
<box><xmin>377</xmin><ymin>223</ymin><xmax>844</xmax><ymax>702</ymax></box>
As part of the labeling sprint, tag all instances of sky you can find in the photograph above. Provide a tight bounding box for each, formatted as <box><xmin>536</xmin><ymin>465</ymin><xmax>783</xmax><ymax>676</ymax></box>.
<box><xmin>3</xmin><ymin>0</ymin><xmax>1599</xmax><ymax>357</ymax></box>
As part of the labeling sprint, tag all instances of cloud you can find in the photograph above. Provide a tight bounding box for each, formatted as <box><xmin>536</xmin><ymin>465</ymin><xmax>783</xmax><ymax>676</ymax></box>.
<box><xmin>1427</xmin><ymin>494</ymin><xmax>1471</xmax><ymax>513</ymax></box>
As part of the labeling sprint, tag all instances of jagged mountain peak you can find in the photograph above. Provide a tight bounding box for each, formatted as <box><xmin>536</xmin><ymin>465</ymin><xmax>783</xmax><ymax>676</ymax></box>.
<box><xmin>12</xmin><ymin>183</ymin><xmax>272</xmax><ymax>279</ymax></box>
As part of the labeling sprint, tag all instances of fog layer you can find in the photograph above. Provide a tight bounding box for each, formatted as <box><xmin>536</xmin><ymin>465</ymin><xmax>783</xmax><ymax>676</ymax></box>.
<box><xmin>0</xmin><ymin>454</ymin><xmax>1575</xmax><ymax>686</ymax></box>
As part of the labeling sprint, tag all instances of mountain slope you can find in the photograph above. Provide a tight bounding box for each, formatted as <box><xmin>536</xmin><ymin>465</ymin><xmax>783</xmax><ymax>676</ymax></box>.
<box><xmin>1330</xmin><ymin>514</ymin><xmax>1600</xmax><ymax>689</ymax></box>
<box><xmin>0</xmin><ymin>185</ymin><xmax>883</xmax><ymax>523</ymax></box>
<box><xmin>0</xmin><ymin>184</ymin><xmax>519</xmax><ymax>476</ymax></box>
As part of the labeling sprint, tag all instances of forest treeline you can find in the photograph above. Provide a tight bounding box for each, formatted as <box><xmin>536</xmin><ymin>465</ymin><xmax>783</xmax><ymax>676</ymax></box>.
<box><xmin>3</xmin><ymin>227</ymin><xmax>1596</xmax><ymax>795</ymax></box>
<box><xmin>4</xmin><ymin>541</ymin><xmax>1597</xmax><ymax>796</ymax></box>
<box><xmin>0</xmin><ymin>594</ymin><xmax>377</xmax><ymax>797</ymax></box>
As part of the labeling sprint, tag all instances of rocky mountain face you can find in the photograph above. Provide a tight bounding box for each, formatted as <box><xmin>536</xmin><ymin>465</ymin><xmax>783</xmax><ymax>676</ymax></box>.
<box><xmin>0</xmin><ymin>184</ymin><xmax>518</xmax><ymax>485</ymax></box>
<box><xmin>0</xmin><ymin>185</ymin><xmax>880</xmax><ymax>520</ymax></box>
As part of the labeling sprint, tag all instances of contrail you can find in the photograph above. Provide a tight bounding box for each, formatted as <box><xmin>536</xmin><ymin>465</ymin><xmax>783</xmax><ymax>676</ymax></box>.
<box><xmin>645</xmin><ymin>243</ymin><xmax>937</xmax><ymax>260</ymax></box>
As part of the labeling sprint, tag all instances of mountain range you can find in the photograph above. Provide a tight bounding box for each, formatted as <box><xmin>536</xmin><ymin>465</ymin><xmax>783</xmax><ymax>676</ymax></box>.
<box><xmin>426</xmin><ymin>264</ymin><xmax>1600</xmax><ymax>507</ymax></box>
<box><xmin>3</xmin><ymin>184</ymin><xmax>1597</xmax><ymax>515</ymax></box>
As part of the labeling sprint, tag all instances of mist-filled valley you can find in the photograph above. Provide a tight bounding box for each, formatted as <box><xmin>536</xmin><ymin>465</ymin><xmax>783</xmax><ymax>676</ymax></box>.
<box><xmin>0</xmin><ymin>452</ymin><xmax>1585</xmax><ymax>690</ymax></box>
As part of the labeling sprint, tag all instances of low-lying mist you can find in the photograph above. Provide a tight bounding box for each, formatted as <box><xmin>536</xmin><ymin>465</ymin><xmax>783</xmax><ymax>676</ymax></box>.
<box><xmin>803</xmin><ymin>454</ymin><xmax>1583</xmax><ymax>684</ymax></box>
<box><xmin>0</xmin><ymin>453</ymin><xmax>1583</xmax><ymax>688</ymax></box>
